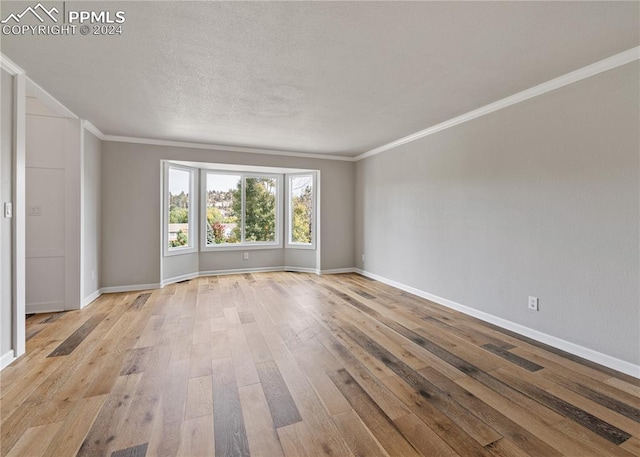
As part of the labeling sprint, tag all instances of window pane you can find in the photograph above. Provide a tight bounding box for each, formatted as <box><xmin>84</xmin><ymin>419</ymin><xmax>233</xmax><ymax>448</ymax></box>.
<box><xmin>168</xmin><ymin>168</ymin><xmax>191</xmax><ymax>249</ymax></box>
<box><xmin>245</xmin><ymin>177</ymin><xmax>277</xmax><ymax>242</ymax></box>
<box><xmin>290</xmin><ymin>175</ymin><xmax>313</xmax><ymax>244</ymax></box>
<box><xmin>206</xmin><ymin>173</ymin><xmax>242</xmax><ymax>245</ymax></box>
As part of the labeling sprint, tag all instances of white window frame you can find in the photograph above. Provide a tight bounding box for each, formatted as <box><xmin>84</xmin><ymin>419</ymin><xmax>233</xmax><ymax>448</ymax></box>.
<box><xmin>201</xmin><ymin>170</ymin><xmax>283</xmax><ymax>251</ymax></box>
<box><xmin>164</xmin><ymin>163</ymin><xmax>198</xmax><ymax>256</ymax></box>
<box><xmin>285</xmin><ymin>172</ymin><xmax>317</xmax><ymax>250</ymax></box>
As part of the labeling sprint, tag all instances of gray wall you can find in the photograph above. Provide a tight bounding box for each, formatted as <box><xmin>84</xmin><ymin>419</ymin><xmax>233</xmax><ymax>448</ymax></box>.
<box><xmin>197</xmin><ymin>249</ymin><xmax>285</xmax><ymax>275</ymax></box>
<box><xmin>102</xmin><ymin>142</ymin><xmax>354</xmax><ymax>287</ymax></box>
<box><xmin>355</xmin><ymin>62</ymin><xmax>640</xmax><ymax>365</ymax></box>
<box><xmin>284</xmin><ymin>249</ymin><xmax>316</xmax><ymax>270</ymax></box>
<box><xmin>1</xmin><ymin>69</ymin><xmax>13</xmax><ymax>358</ymax></box>
<box><xmin>82</xmin><ymin>130</ymin><xmax>102</xmax><ymax>301</ymax></box>
<box><xmin>164</xmin><ymin>252</ymin><xmax>199</xmax><ymax>281</ymax></box>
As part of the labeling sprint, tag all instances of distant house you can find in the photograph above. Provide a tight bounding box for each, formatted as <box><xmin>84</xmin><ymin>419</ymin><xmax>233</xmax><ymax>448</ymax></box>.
<box><xmin>208</xmin><ymin>222</ymin><xmax>237</xmax><ymax>239</ymax></box>
<box><xmin>168</xmin><ymin>223</ymin><xmax>189</xmax><ymax>241</ymax></box>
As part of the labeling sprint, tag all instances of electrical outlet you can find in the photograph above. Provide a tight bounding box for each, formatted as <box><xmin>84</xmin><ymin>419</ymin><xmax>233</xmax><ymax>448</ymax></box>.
<box><xmin>28</xmin><ymin>206</ymin><xmax>42</xmax><ymax>216</ymax></box>
<box><xmin>243</xmin><ymin>252</ymin><xmax>249</xmax><ymax>260</ymax></box>
<box><xmin>361</xmin><ymin>254</ymin><xmax>365</xmax><ymax>262</ymax></box>
<box><xmin>91</xmin><ymin>270</ymin><xmax>96</xmax><ymax>280</ymax></box>
<box><xmin>528</xmin><ymin>296</ymin><xmax>539</xmax><ymax>311</ymax></box>
<box><xmin>3</xmin><ymin>202</ymin><xmax>12</xmax><ymax>218</ymax></box>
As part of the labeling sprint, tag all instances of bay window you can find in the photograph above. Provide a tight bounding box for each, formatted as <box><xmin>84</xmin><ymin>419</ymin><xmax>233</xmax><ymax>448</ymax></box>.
<box><xmin>163</xmin><ymin>161</ymin><xmax>317</xmax><ymax>256</ymax></box>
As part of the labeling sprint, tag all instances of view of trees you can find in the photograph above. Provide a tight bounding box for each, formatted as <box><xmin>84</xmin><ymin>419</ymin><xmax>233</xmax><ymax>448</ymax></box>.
<box><xmin>240</xmin><ymin>177</ymin><xmax>277</xmax><ymax>242</ymax></box>
<box><xmin>169</xmin><ymin>191</ymin><xmax>189</xmax><ymax>248</ymax></box>
<box><xmin>170</xmin><ymin>229</ymin><xmax>188</xmax><ymax>248</ymax></box>
<box><xmin>291</xmin><ymin>183</ymin><xmax>313</xmax><ymax>243</ymax></box>
<box><xmin>206</xmin><ymin>205</ymin><xmax>229</xmax><ymax>244</ymax></box>
<box><xmin>206</xmin><ymin>177</ymin><xmax>277</xmax><ymax>244</ymax></box>
<box><xmin>206</xmin><ymin>187</ymin><xmax>239</xmax><ymax>244</ymax></box>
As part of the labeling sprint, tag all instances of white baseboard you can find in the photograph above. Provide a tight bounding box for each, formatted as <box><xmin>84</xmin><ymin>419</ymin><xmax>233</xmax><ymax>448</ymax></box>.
<box><xmin>199</xmin><ymin>266</ymin><xmax>285</xmax><ymax>277</ymax></box>
<box><xmin>283</xmin><ymin>266</ymin><xmax>320</xmax><ymax>274</ymax></box>
<box><xmin>356</xmin><ymin>269</ymin><xmax>640</xmax><ymax>379</ymax></box>
<box><xmin>1</xmin><ymin>350</ymin><xmax>16</xmax><ymax>370</ymax></box>
<box><xmin>202</xmin><ymin>266</ymin><xmax>324</xmax><ymax>276</ymax></box>
<box><xmin>29</xmin><ymin>292</ymin><xmax>106</xmax><ymax>312</ymax></box>
<box><xmin>101</xmin><ymin>266</ymin><xmax>358</xmax><ymax>293</ymax></box>
<box><xmin>165</xmin><ymin>266</ymin><xmax>322</xmax><ymax>283</ymax></box>
<box><xmin>101</xmin><ymin>283</ymin><xmax>161</xmax><ymax>294</ymax></box>
<box><xmin>81</xmin><ymin>289</ymin><xmax>103</xmax><ymax>308</ymax></box>
<box><xmin>321</xmin><ymin>268</ymin><xmax>358</xmax><ymax>275</ymax></box>
<box><xmin>26</xmin><ymin>301</ymin><xmax>65</xmax><ymax>314</ymax></box>
<box><xmin>200</xmin><ymin>266</ymin><xmax>353</xmax><ymax>276</ymax></box>
<box><xmin>161</xmin><ymin>272</ymin><xmax>200</xmax><ymax>287</ymax></box>
<box><xmin>102</xmin><ymin>267</ymin><xmax>327</xmax><ymax>292</ymax></box>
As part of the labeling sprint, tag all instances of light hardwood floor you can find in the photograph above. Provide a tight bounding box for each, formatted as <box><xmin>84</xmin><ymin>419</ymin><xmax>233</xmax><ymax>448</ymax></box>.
<box><xmin>1</xmin><ymin>272</ymin><xmax>639</xmax><ymax>457</ymax></box>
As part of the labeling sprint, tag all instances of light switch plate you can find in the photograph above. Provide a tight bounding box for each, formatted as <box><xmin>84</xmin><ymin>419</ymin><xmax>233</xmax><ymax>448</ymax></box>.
<box><xmin>3</xmin><ymin>202</ymin><xmax>12</xmax><ymax>218</ymax></box>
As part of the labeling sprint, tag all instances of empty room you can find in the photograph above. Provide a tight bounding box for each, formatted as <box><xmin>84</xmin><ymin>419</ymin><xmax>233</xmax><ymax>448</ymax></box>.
<box><xmin>0</xmin><ymin>1</ymin><xmax>639</xmax><ymax>456</ymax></box>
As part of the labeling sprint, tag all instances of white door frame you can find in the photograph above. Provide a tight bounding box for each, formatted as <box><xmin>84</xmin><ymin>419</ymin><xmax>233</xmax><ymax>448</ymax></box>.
<box><xmin>1</xmin><ymin>54</ymin><xmax>26</xmax><ymax>369</ymax></box>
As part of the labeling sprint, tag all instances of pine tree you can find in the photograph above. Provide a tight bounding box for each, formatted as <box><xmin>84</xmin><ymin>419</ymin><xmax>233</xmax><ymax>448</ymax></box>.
<box><xmin>231</xmin><ymin>178</ymin><xmax>276</xmax><ymax>242</ymax></box>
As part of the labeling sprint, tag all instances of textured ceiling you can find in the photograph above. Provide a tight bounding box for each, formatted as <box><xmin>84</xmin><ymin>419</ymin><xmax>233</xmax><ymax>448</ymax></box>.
<box><xmin>1</xmin><ymin>1</ymin><xmax>639</xmax><ymax>157</ymax></box>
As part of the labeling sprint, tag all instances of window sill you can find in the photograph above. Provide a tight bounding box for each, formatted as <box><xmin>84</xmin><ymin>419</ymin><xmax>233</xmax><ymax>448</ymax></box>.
<box><xmin>285</xmin><ymin>243</ymin><xmax>316</xmax><ymax>250</ymax></box>
<box><xmin>201</xmin><ymin>243</ymin><xmax>283</xmax><ymax>252</ymax></box>
<box><xmin>164</xmin><ymin>246</ymin><xmax>198</xmax><ymax>257</ymax></box>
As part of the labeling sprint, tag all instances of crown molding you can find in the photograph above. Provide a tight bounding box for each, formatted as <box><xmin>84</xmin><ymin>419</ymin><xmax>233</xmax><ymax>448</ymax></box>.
<box><xmin>82</xmin><ymin>120</ymin><xmax>106</xmax><ymax>140</ymax></box>
<box><xmin>0</xmin><ymin>54</ymin><xmax>24</xmax><ymax>76</ymax></box>
<box><xmin>355</xmin><ymin>46</ymin><xmax>640</xmax><ymax>161</ymax></box>
<box><xmin>102</xmin><ymin>134</ymin><xmax>356</xmax><ymax>162</ymax></box>
<box><xmin>80</xmin><ymin>119</ymin><xmax>355</xmax><ymax>161</ymax></box>
<box><xmin>26</xmin><ymin>76</ymin><xmax>78</xmax><ymax>119</ymax></box>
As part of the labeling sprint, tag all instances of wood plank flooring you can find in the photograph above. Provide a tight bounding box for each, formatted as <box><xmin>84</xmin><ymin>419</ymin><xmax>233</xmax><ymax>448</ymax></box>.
<box><xmin>2</xmin><ymin>272</ymin><xmax>639</xmax><ymax>457</ymax></box>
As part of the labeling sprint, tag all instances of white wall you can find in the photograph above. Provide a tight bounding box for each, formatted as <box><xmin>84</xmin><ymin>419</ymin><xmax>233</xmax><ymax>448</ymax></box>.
<box><xmin>25</xmin><ymin>96</ymin><xmax>81</xmax><ymax>312</ymax></box>
<box><xmin>102</xmin><ymin>142</ymin><xmax>354</xmax><ymax>288</ymax></box>
<box><xmin>355</xmin><ymin>62</ymin><xmax>640</xmax><ymax>367</ymax></box>
<box><xmin>82</xmin><ymin>129</ymin><xmax>102</xmax><ymax>304</ymax></box>
<box><xmin>1</xmin><ymin>68</ymin><xmax>14</xmax><ymax>359</ymax></box>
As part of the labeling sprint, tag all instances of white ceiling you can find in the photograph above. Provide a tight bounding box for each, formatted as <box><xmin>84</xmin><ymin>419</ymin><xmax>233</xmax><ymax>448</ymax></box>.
<box><xmin>2</xmin><ymin>1</ymin><xmax>639</xmax><ymax>157</ymax></box>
